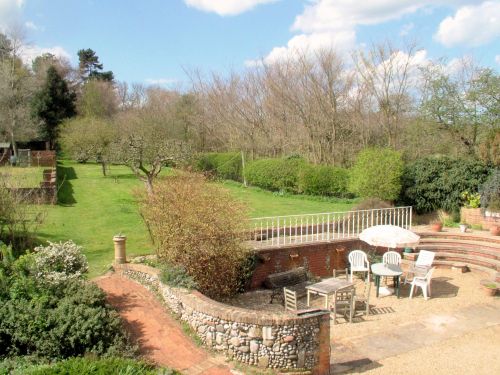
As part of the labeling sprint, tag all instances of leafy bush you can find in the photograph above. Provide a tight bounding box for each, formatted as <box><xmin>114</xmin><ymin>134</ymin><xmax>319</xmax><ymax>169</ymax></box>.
<box><xmin>0</xmin><ymin>243</ymin><xmax>133</xmax><ymax>361</ymax></box>
<box><xmin>140</xmin><ymin>173</ymin><xmax>250</xmax><ymax>300</ymax></box>
<box><xmin>32</xmin><ymin>241</ymin><xmax>88</xmax><ymax>285</ymax></box>
<box><xmin>402</xmin><ymin>156</ymin><xmax>490</xmax><ymax>214</ymax></box>
<box><xmin>298</xmin><ymin>165</ymin><xmax>349</xmax><ymax>197</ymax></box>
<box><xmin>159</xmin><ymin>264</ymin><xmax>198</xmax><ymax>290</ymax></box>
<box><xmin>245</xmin><ymin>157</ymin><xmax>307</xmax><ymax>193</ymax></box>
<box><xmin>196</xmin><ymin>152</ymin><xmax>242</xmax><ymax>181</ymax></box>
<box><xmin>1</xmin><ymin>356</ymin><xmax>174</xmax><ymax>375</ymax></box>
<box><xmin>349</xmin><ymin>148</ymin><xmax>404</xmax><ymax>201</ymax></box>
<box><xmin>480</xmin><ymin>169</ymin><xmax>500</xmax><ymax>212</ymax></box>
<box><xmin>353</xmin><ymin>198</ymin><xmax>394</xmax><ymax>211</ymax></box>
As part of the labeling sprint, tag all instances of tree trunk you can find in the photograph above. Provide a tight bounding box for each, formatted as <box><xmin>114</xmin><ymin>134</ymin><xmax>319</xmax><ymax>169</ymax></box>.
<box><xmin>145</xmin><ymin>175</ymin><xmax>154</xmax><ymax>195</ymax></box>
<box><xmin>101</xmin><ymin>161</ymin><xmax>107</xmax><ymax>176</ymax></box>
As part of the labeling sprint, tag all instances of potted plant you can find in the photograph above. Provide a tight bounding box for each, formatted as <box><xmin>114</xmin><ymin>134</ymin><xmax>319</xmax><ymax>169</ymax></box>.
<box><xmin>480</xmin><ymin>279</ymin><xmax>498</xmax><ymax>296</ymax></box>
<box><xmin>430</xmin><ymin>220</ymin><xmax>443</xmax><ymax>232</ymax></box>
<box><xmin>459</xmin><ymin>222</ymin><xmax>468</xmax><ymax>233</ymax></box>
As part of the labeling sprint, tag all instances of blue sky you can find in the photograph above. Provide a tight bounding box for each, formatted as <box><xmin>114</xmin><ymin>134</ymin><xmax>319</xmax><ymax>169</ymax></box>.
<box><xmin>1</xmin><ymin>0</ymin><xmax>499</xmax><ymax>86</ymax></box>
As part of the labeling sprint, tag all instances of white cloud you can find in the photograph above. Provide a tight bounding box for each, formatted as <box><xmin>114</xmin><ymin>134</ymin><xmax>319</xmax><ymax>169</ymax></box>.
<box><xmin>435</xmin><ymin>1</ymin><xmax>500</xmax><ymax>47</ymax></box>
<box><xmin>400</xmin><ymin>22</ymin><xmax>414</xmax><ymax>36</ymax></box>
<box><xmin>496</xmin><ymin>55</ymin><xmax>500</xmax><ymax>65</ymax></box>
<box><xmin>145</xmin><ymin>78</ymin><xmax>177</xmax><ymax>86</ymax></box>
<box><xmin>0</xmin><ymin>0</ymin><xmax>24</xmax><ymax>30</ymax></box>
<box><xmin>19</xmin><ymin>45</ymin><xmax>71</xmax><ymax>65</ymax></box>
<box><xmin>184</xmin><ymin>0</ymin><xmax>277</xmax><ymax>16</ymax></box>
<box><xmin>255</xmin><ymin>1</ymin><xmax>480</xmax><ymax>65</ymax></box>
<box><xmin>24</xmin><ymin>21</ymin><xmax>38</xmax><ymax>30</ymax></box>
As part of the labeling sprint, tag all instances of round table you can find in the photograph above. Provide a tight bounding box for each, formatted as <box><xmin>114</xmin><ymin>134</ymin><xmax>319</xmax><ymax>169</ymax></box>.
<box><xmin>371</xmin><ymin>263</ymin><xmax>403</xmax><ymax>298</ymax></box>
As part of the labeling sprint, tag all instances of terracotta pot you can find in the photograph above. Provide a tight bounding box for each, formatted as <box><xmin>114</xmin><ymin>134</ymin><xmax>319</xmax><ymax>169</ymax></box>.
<box><xmin>430</xmin><ymin>222</ymin><xmax>443</xmax><ymax>232</ymax></box>
<box><xmin>490</xmin><ymin>225</ymin><xmax>500</xmax><ymax>236</ymax></box>
<box><xmin>482</xmin><ymin>285</ymin><xmax>497</xmax><ymax>297</ymax></box>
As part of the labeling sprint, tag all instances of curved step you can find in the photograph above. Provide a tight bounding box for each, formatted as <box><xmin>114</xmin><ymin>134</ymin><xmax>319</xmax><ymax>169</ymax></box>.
<box><xmin>418</xmin><ymin>238</ymin><xmax>500</xmax><ymax>252</ymax></box>
<box><xmin>432</xmin><ymin>252</ymin><xmax>500</xmax><ymax>271</ymax></box>
<box><xmin>416</xmin><ymin>231</ymin><xmax>500</xmax><ymax>245</ymax></box>
<box><xmin>416</xmin><ymin>245</ymin><xmax>500</xmax><ymax>260</ymax></box>
<box><xmin>430</xmin><ymin>259</ymin><xmax>499</xmax><ymax>281</ymax></box>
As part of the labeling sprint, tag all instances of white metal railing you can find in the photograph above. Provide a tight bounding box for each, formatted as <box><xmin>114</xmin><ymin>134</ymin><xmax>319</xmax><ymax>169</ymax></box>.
<box><xmin>249</xmin><ymin>206</ymin><xmax>412</xmax><ymax>248</ymax></box>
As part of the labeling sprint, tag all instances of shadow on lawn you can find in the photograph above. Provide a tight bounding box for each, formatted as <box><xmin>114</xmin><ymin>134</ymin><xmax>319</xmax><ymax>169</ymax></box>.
<box><xmin>57</xmin><ymin>163</ymin><xmax>77</xmax><ymax>206</ymax></box>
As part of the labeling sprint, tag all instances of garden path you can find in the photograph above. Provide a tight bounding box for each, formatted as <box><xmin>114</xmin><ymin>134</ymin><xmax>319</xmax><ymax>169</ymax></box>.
<box><xmin>95</xmin><ymin>274</ymin><xmax>236</xmax><ymax>375</ymax></box>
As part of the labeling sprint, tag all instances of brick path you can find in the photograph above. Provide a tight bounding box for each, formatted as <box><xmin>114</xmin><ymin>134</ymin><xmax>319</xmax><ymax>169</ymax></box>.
<box><xmin>95</xmin><ymin>274</ymin><xmax>234</xmax><ymax>375</ymax></box>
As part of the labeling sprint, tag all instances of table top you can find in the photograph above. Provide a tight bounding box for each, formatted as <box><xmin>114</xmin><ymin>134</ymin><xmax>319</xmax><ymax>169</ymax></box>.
<box><xmin>306</xmin><ymin>278</ymin><xmax>354</xmax><ymax>294</ymax></box>
<box><xmin>371</xmin><ymin>263</ymin><xmax>403</xmax><ymax>276</ymax></box>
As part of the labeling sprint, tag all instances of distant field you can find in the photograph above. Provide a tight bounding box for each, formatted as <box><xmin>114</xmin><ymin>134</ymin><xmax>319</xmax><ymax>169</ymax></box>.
<box><xmin>37</xmin><ymin>161</ymin><xmax>358</xmax><ymax>277</ymax></box>
<box><xmin>0</xmin><ymin>166</ymin><xmax>45</xmax><ymax>188</ymax></box>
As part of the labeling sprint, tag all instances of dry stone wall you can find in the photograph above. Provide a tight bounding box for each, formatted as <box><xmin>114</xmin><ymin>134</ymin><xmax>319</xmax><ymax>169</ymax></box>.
<box><xmin>115</xmin><ymin>263</ymin><xmax>331</xmax><ymax>374</ymax></box>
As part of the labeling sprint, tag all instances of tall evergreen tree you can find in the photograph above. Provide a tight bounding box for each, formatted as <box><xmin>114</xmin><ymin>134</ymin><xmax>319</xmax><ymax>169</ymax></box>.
<box><xmin>77</xmin><ymin>48</ymin><xmax>114</xmax><ymax>82</ymax></box>
<box><xmin>31</xmin><ymin>66</ymin><xmax>76</xmax><ymax>149</ymax></box>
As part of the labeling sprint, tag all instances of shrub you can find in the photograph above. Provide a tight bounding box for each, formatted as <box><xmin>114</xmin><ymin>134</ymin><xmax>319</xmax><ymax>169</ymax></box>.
<box><xmin>349</xmin><ymin>148</ymin><xmax>404</xmax><ymax>201</ymax></box>
<box><xmin>245</xmin><ymin>157</ymin><xmax>307</xmax><ymax>193</ymax></box>
<box><xmin>196</xmin><ymin>152</ymin><xmax>242</xmax><ymax>181</ymax></box>
<box><xmin>298</xmin><ymin>165</ymin><xmax>349</xmax><ymax>197</ymax></box>
<box><xmin>32</xmin><ymin>241</ymin><xmax>88</xmax><ymax>285</ymax></box>
<box><xmin>140</xmin><ymin>173</ymin><xmax>250</xmax><ymax>300</ymax></box>
<box><xmin>5</xmin><ymin>357</ymin><xmax>172</xmax><ymax>375</ymax></box>
<box><xmin>480</xmin><ymin>169</ymin><xmax>500</xmax><ymax>212</ymax></box>
<box><xmin>402</xmin><ymin>156</ymin><xmax>490</xmax><ymax>214</ymax></box>
<box><xmin>159</xmin><ymin>264</ymin><xmax>198</xmax><ymax>290</ymax></box>
<box><xmin>353</xmin><ymin>198</ymin><xmax>394</xmax><ymax>211</ymax></box>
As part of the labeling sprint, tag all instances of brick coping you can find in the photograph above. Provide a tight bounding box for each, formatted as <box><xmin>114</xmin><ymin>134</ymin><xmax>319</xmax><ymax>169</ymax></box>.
<box><xmin>114</xmin><ymin>263</ymin><xmax>330</xmax><ymax>325</ymax></box>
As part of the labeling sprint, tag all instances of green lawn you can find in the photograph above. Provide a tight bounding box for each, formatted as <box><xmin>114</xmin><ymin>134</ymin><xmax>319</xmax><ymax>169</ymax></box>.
<box><xmin>38</xmin><ymin>161</ymin><xmax>358</xmax><ymax>277</ymax></box>
<box><xmin>0</xmin><ymin>166</ymin><xmax>46</xmax><ymax>188</ymax></box>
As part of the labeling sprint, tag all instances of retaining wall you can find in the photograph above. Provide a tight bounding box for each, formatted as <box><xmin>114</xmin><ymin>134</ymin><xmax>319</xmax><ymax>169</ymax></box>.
<box><xmin>115</xmin><ymin>263</ymin><xmax>331</xmax><ymax>374</ymax></box>
<box><xmin>461</xmin><ymin>207</ymin><xmax>500</xmax><ymax>230</ymax></box>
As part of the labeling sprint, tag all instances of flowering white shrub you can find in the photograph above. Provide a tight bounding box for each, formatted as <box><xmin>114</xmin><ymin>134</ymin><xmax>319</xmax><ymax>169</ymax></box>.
<box><xmin>33</xmin><ymin>240</ymin><xmax>88</xmax><ymax>284</ymax></box>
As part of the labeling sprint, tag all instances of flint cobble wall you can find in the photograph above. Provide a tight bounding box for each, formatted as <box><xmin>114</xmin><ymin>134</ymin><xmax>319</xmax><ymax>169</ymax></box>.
<box><xmin>115</xmin><ymin>263</ymin><xmax>331</xmax><ymax>374</ymax></box>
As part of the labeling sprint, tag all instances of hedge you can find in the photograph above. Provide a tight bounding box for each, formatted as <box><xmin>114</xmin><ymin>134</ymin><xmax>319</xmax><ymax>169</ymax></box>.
<box><xmin>349</xmin><ymin>148</ymin><xmax>404</xmax><ymax>201</ymax></box>
<box><xmin>245</xmin><ymin>157</ymin><xmax>307</xmax><ymax>192</ymax></box>
<box><xmin>196</xmin><ymin>152</ymin><xmax>242</xmax><ymax>181</ymax></box>
<box><xmin>401</xmin><ymin>156</ymin><xmax>490</xmax><ymax>214</ymax></box>
<box><xmin>298</xmin><ymin>165</ymin><xmax>349</xmax><ymax>197</ymax></box>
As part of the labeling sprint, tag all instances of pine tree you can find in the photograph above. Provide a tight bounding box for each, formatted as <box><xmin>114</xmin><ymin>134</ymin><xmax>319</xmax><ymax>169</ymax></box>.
<box><xmin>31</xmin><ymin>66</ymin><xmax>76</xmax><ymax>149</ymax></box>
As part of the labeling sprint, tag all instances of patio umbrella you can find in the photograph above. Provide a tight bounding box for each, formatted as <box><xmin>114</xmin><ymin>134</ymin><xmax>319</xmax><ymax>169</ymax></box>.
<box><xmin>359</xmin><ymin>225</ymin><xmax>420</xmax><ymax>249</ymax></box>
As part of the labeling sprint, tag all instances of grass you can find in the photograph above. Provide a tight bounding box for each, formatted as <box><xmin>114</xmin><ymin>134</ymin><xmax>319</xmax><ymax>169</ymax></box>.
<box><xmin>36</xmin><ymin>161</ymin><xmax>358</xmax><ymax>277</ymax></box>
<box><xmin>0</xmin><ymin>166</ymin><xmax>46</xmax><ymax>188</ymax></box>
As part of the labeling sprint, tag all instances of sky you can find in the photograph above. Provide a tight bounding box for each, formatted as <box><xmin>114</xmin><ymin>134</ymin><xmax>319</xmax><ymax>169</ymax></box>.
<box><xmin>1</xmin><ymin>0</ymin><xmax>499</xmax><ymax>87</ymax></box>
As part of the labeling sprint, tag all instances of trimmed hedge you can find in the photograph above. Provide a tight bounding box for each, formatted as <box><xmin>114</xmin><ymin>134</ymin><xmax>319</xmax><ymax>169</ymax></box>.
<box><xmin>298</xmin><ymin>165</ymin><xmax>349</xmax><ymax>197</ymax></box>
<box><xmin>196</xmin><ymin>152</ymin><xmax>242</xmax><ymax>181</ymax></box>
<box><xmin>401</xmin><ymin>156</ymin><xmax>490</xmax><ymax>214</ymax></box>
<box><xmin>245</xmin><ymin>157</ymin><xmax>307</xmax><ymax>192</ymax></box>
<box><xmin>349</xmin><ymin>148</ymin><xmax>404</xmax><ymax>201</ymax></box>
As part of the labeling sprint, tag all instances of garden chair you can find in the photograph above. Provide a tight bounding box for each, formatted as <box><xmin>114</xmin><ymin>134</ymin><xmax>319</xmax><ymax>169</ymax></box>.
<box><xmin>382</xmin><ymin>251</ymin><xmax>401</xmax><ymax>285</ymax></box>
<box><xmin>348</xmin><ymin>250</ymin><xmax>370</xmax><ymax>282</ymax></box>
<box><xmin>409</xmin><ymin>267</ymin><xmax>435</xmax><ymax>300</ymax></box>
<box><xmin>333</xmin><ymin>268</ymin><xmax>349</xmax><ymax>280</ymax></box>
<box><xmin>383</xmin><ymin>251</ymin><xmax>401</xmax><ymax>265</ymax></box>
<box><xmin>331</xmin><ymin>285</ymin><xmax>355</xmax><ymax>325</ymax></box>
<box><xmin>405</xmin><ymin>250</ymin><xmax>435</xmax><ymax>284</ymax></box>
<box><xmin>354</xmin><ymin>277</ymin><xmax>371</xmax><ymax>317</ymax></box>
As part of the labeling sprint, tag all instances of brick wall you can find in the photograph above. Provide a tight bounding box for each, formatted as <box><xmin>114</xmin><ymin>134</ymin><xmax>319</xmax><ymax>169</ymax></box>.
<box><xmin>250</xmin><ymin>239</ymin><xmax>382</xmax><ymax>289</ymax></box>
<box><xmin>31</xmin><ymin>150</ymin><xmax>56</xmax><ymax>167</ymax></box>
<box><xmin>461</xmin><ymin>207</ymin><xmax>500</xmax><ymax>230</ymax></box>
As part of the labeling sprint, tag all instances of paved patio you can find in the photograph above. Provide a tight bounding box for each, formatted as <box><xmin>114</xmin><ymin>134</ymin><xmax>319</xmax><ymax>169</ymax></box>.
<box><xmin>229</xmin><ymin>268</ymin><xmax>500</xmax><ymax>374</ymax></box>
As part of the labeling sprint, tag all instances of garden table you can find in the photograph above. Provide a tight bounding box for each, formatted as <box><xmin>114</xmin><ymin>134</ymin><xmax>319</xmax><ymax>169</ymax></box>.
<box><xmin>306</xmin><ymin>278</ymin><xmax>355</xmax><ymax>309</ymax></box>
<box><xmin>371</xmin><ymin>263</ymin><xmax>403</xmax><ymax>298</ymax></box>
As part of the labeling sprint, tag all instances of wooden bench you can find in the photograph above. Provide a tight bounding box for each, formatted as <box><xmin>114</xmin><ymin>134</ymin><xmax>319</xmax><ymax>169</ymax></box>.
<box><xmin>264</xmin><ymin>267</ymin><xmax>313</xmax><ymax>304</ymax></box>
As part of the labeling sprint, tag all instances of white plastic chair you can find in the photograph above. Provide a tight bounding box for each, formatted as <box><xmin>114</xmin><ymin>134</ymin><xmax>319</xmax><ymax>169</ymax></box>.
<box><xmin>348</xmin><ymin>250</ymin><xmax>370</xmax><ymax>282</ymax></box>
<box><xmin>405</xmin><ymin>250</ymin><xmax>435</xmax><ymax>284</ymax></box>
<box><xmin>409</xmin><ymin>267</ymin><xmax>435</xmax><ymax>300</ymax></box>
<box><xmin>416</xmin><ymin>250</ymin><xmax>435</xmax><ymax>268</ymax></box>
<box><xmin>383</xmin><ymin>251</ymin><xmax>401</xmax><ymax>265</ymax></box>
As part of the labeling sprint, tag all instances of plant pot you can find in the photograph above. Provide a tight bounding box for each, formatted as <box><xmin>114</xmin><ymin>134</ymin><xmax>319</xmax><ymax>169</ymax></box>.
<box><xmin>490</xmin><ymin>225</ymin><xmax>500</xmax><ymax>236</ymax></box>
<box><xmin>480</xmin><ymin>279</ymin><xmax>498</xmax><ymax>296</ymax></box>
<box><xmin>459</xmin><ymin>224</ymin><xmax>468</xmax><ymax>233</ymax></box>
<box><xmin>430</xmin><ymin>222</ymin><xmax>443</xmax><ymax>232</ymax></box>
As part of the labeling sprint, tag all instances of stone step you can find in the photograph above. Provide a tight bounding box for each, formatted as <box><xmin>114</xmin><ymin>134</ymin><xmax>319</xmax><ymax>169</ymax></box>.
<box><xmin>415</xmin><ymin>245</ymin><xmax>500</xmax><ymax>260</ymax></box>
<box><xmin>432</xmin><ymin>252</ymin><xmax>500</xmax><ymax>271</ymax></box>
<box><xmin>418</xmin><ymin>237</ymin><xmax>500</xmax><ymax>251</ymax></box>
<box><xmin>430</xmin><ymin>259</ymin><xmax>499</xmax><ymax>281</ymax></box>
<box><xmin>416</xmin><ymin>231</ymin><xmax>500</xmax><ymax>245</ymax></box>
